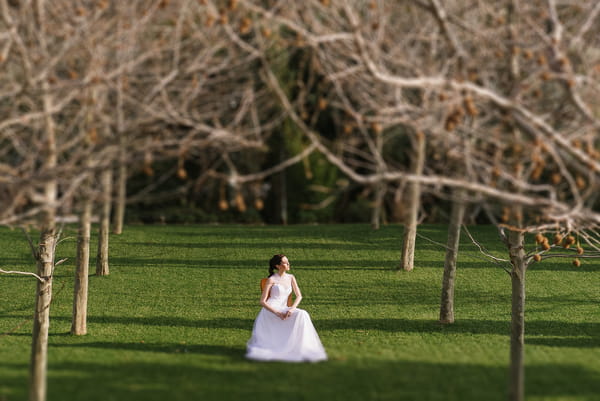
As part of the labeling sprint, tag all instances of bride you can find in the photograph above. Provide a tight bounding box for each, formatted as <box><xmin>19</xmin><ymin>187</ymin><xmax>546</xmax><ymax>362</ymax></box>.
<box><xmin>246</xmin><ymin>254</ymin><xmax>327</xmax><ymax>362</ymax></box>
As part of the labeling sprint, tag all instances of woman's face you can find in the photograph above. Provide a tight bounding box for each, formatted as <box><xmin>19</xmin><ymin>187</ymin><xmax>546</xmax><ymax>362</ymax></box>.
<box><xmin>278</xmin><ymin>257</ymin><xmax>290</xmax><ymax>272</ymax></box>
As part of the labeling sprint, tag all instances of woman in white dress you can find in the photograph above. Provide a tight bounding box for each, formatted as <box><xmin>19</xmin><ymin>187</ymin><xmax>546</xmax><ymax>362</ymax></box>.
<box><xmin>246</xmin><ymin>254</ymin><xmax>327</xmax><ymax>362</ymax></box>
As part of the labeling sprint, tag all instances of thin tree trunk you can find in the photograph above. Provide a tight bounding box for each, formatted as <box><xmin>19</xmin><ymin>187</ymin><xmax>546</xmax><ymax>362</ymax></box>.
<box><xmin>29</xmin><ymin>227</ymin><xmax>55</xmax><ymax>401</ymax></box>
<box><xmin>112</xmin><ymin>51</ymin><xmax>127</xmax><ymax>234</ymax></box>
<box><xmin>30</xmin><ymin>66</ymin><xmax>57</xmax><ymax>401</ymax></box>
<box><xmin>112</xmin><ymin>148</ymin><xmax>126</xmax><ymax>235</ymax></box>
<box><xmin>96</xmin><ymin>168</ymin><xmax>112</xmax><ymax>276</ymax></box>
<box><xmin>371</xmin><ymin>183</ymin><xmax>385</xmax><ymax>230</ymax></box>
<box><xmin>400</xmin><ymin>131</ymin><xmax>425</xmax><ymax>271</ymax></box>
<box><xmin>71</xmin><ymin>197</ymin><xmax>91</xmax><ymax>335</ymax></box>
<box><xmin>439</xmin><ymin>189</ymin><xmax>466</xmax><ymax>324</ymax></box>
<box><xmin>279</xmin><ymin>143</ymin><xmax>288</xmax><ymax>225</ymax></box>
<box><xmin>371</xmin><ymin>129</ymin><xmax>384</xmax><ymax>230</ymax></box>
<box><xmin>508</xmin><ymin>228</ymin><xmax>526</xmax><ymax>401</ymax></box>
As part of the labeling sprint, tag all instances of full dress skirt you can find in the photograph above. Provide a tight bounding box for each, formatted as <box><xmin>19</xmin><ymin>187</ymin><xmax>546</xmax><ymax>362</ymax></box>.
<box><xmin>246</xmin><ymin>283</ymin><xmax>327</xmax><ymax>362</ymax></box>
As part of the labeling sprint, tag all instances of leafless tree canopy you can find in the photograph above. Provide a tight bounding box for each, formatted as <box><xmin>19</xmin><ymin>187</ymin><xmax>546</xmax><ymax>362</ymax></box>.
<box><xmin>0</xmin><ymin>0</ymin><xmax>284</xmax><ymax>225</ymax></box>
<box><xmin>1</xmin><ymin>0</ymin><xmax>599</xmax><ymax>238</ymax></box>
<box><xmin>235</xmin><ymin>0</ymin><xmax>600</xmax><ymax>238</ymax></box>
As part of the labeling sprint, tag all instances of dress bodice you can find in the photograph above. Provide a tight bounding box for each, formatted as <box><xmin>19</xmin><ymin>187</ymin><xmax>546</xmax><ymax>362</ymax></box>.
<box><xmin>268</xmin><ymin>283</ymin><xmax>292</xmax><ymax>307</ymax></box>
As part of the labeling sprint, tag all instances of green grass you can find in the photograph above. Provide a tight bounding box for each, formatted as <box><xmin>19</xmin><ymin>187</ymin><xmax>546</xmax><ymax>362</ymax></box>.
<box><xmin>0</xmin><ymin>224</ymin><xmax>598</xmax><ymax>401</ymax></box>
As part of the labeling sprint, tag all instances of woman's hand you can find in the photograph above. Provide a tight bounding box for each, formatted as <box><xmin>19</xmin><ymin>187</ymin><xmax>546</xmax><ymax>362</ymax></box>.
<box><xmin>274</xmin><ymin>308</ymin><xmax>295</xmax><ymax>320</ymax></box>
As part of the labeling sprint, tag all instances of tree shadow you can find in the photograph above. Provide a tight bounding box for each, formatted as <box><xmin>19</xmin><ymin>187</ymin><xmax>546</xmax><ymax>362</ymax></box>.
<box><xmin>51</xmin><ymin>341</ymin><xmax>245</xmax><ymax>358</ymax></box>
<box><xmin>312</xmin><ymin>318</ymin><xmax>599</xmax><ymax>343</ymax></box>
<box><xmin>38</xmin><ymin>315</ymin><xmax>254</xmax><ymax>330</ymax></box>
<box><xmin>526</xmin><ymin>337</ymin><xmax>600</xmax><ymax>348</ymax></box>
<box><xmin>29</xmin><ymin>316</ymin><xmax>596</xmax><ymax>348</ymax></box>
<box><xmin>107</xmin><ymin>256</ymin><xmax>398</xmax><ymax>270</ymax></box>
<box><xmin>2</xmin><ymin>355</ymin><xmax>599</xmax><ymax>401</ymax></box>
<box><xmin>120</xmin><ymin>241</ymin><xmax>392</xmax><ymax>252</ymax></box>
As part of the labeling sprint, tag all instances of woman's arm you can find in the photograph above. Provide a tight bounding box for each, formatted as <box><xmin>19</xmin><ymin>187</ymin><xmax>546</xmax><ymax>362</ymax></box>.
<box><xmin>260</xmin><ymin>278</ymin><xmax>286</xmax><ymax>319</ymax></box>
<box><xmin>289</xmin><ymin>275</ymin><xmax>303</xmax><ymax>310</ymax></box>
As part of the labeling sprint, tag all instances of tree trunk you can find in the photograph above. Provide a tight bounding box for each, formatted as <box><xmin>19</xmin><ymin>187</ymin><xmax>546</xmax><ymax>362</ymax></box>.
<box><xmin>30</xmin><ymin>68</ymin><xmax>57</xmax><ymax>401</ymax></box>
<box><xmin>439</xmin><ymin>189</ymin><xmax>466</xmax><ymax>324</ymax></box>
<box><xmin>71</xmin><ymin>197</ymin><xmax>91</xmax><ymax>335</ymax></box>
<box><xmin>371</xmin><ymin>183</ymin><xmax>385</xmax><ymax>230</ymax></box>
<box><xmin>279</xmin><ymin>144</ymin><xmax>288</xmax><ymax>225</ymax></box>
<box><xmin>507</xmin><ymin>228</ymin><xmax>526</xmax><ymax>401</ymax></box>
<box><xmin>29</xmin><ymin>227</ymin><xmax>55</xmax><ymax>401</ymax></box>
<box><xmin>112</xmin><ymin>149</ymin><xmax>126</xmax><ymax>235</ymax></box>
<box><xmin>96</xmin><ymin>168</ymin><xmax>112</xmax><ymax>276</ymax></box>
<box><xmin>112</xmin><ymin>54</ymin><xmax>127</xmax><ymax>234</ymax></box>
<box><xmin>371</xmin><ymin>129</ymin><xmax>385</xmax><ymax>230</ymax></box>
<box><xmin>400</xmin><ymin>131</ymin><xmax>425</xmax><ymax>271</ymax></box>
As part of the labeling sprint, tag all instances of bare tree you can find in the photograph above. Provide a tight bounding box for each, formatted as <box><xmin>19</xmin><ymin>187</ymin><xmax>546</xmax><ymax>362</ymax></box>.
<box><xmin>439</xmin><ymin>189</ymin><xmax>466</xmax><ymax>324</ymax></box>
<box><xmin>237</xmin><ymin>2</ymin><xmax>600</xmax><ymax>401</ymax></box>
<box><xmin>95</xmin><ymin>167</ymin><xmax>112</xmax><ymax>276</ymax></box>
<box><xmin>0</xmin><ymin>2</ymin><xmax>297</xmax><ymax>398</ymax></box>
<box><xmin>71</xmin><ymin>176</ymin><xmax>92</xmax><ymax>336</ymax></box>
<box><xmin>400</xmin><ymin>132</ymin><xmax>426</xmax><ymax>271</ymax></box>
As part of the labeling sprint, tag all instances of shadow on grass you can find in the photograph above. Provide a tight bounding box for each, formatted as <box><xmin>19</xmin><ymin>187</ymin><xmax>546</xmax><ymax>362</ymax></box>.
<box><xmin>118</xmin><ymin>241</ymin><xmax>399</xmax><ymax>252</ymax></box>
<box><xmin>107</xmin><ymin>257</ymin><xmax>400</xmax><ymax>270</ymax></box>
<box><xmin>26</xmin><ymin>316</ymin><xmax>595</xmax><ymax>348</ymax></box>
<box><xmin>4</xmin><ymin>312</ymin><xmax>597</xmax><ymax>349</ymax></box>
<box><xmin>3</xmin><ymin>356</ymin><xmax>600</xmax><ymax>401</ymax></box>
<box><xmin>110</xmin><ymin>255</ymin><xmax>600</xmax><ymax>271</ymax></box>
<box><xmin>52</xmin><ymin>341</ymin><xmax>244</xmax><ymax>357</ymax></box>
<box><xmin>316</xmin><ymin>319</ymin><xmax>599</xmax><ymax>345</ymax></box>
<box><xmin>526</xmin><ymin>337</ymin><xmax>600</xmax><ymax>348</ymax></box>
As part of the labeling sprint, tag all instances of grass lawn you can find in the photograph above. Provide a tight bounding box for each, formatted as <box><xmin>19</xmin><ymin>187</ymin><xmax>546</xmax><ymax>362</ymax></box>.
<box><xmin>0</xmin><ymin>224</ymin><xmax>598</xmax><ymax>401</ymax></box>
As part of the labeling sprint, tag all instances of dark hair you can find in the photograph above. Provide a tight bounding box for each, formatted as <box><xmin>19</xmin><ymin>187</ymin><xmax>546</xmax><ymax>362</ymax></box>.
<box><xmin>268</xmin><ymin>254</ymin><xmax>286</xmax><ymax>276</ymax></box>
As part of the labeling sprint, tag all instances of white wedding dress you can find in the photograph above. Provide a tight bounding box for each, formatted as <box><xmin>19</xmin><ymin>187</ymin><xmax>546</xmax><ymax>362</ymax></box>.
<box><xmin>246</xmin><ymin>282</ymin><xmax>327</xmax><ymax>362</ymax></box>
